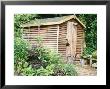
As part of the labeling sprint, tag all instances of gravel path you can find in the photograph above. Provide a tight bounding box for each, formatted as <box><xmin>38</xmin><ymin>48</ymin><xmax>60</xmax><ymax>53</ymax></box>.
<box><xmin>74</xmin><ymin>64</ymin><xmax>97</xmax><ymax>76</ymax></box>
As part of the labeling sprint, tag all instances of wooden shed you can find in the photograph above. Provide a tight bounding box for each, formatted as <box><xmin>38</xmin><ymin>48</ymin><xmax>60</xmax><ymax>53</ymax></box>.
<box><xmin>21</xmin><ymin>15</ymin><xmax>86</xmax><ymax>61</ymax></box>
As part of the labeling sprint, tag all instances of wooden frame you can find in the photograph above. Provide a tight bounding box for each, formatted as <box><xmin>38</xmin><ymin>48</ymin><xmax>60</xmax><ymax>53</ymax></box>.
<box><xmin>1</xmin><ymin>0</ymin><xmax>109</xmax><ymax>88</ymax></box>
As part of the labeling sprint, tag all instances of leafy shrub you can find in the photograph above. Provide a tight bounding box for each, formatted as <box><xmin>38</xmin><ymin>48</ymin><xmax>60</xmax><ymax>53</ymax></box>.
<box><xmin>14</xmin><ymin>37</ymin><xmax>30</xmax><ymax>61</ymax></box>
<box><xmin>21</xmin><ymin>65</ymin><xmax>36</xmax><ymax>76</ymax></box>
<box><xmin>14</xmin><ymin>36</ymin><xmax>78</xmax><ymax>76</ymax></box>
<box><xmin>92</xmin><ymin>50</ymin><xmax>97</xmax><ymax>59</ymax></box>
<box><xmin>29</xmin><ymin>45</ymin><xmax>65</xmax><ymax>76</ymax></box>
<box><xmin>81</xmin><ymin>47</ymin><xmax>94</xmax><ymax>60</ymax></box>
<box><xmin>52</xmin><ymin>63</ymin><xmax>78</xmax><ymax>76</ymax></box>
<box><xmin>52</xmin><ymin>64</ymin><xmax>65</xmax><ymax>76</ymax></box>
<box><xmin>14</xmin><ymin>37</ymin><xmax>30</xmax><ymax>74</ymax></box>
<box><xmin>36</xmin><ymin>65</ymin><xmax>55</xmax><ymax>76</ymax></box>
<box><xmin>63</xmin><ymin>64</ymin><xmax>78</xmax><ymax>76</ymax></box>
<box><xmin>28</xmin><ymin>42</ymin><xmax>77</xmax><ymax>76</ymax></box>
<box><xmin>36</xmin><ymin>36</ymin><xmax>43</xmax><ymax>45</ymax></box>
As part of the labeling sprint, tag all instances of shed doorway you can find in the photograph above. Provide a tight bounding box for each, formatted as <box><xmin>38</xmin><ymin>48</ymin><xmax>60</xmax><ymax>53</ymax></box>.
<box><xmin>66</xmin><ymin>21</ymin><xmax>77</xmax><ymax>63</ymax></box>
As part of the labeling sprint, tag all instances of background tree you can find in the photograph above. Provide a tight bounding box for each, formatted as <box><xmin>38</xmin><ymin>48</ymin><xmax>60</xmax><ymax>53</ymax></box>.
<box><xmin>76</xmin><ymin>14</ymin><xmax>97</xmax><ymax>55</ymax></box>
<box><xmin>14</xmin><ymin>14</ymin><xmax>39</xmax><ymax>37</ymax></box>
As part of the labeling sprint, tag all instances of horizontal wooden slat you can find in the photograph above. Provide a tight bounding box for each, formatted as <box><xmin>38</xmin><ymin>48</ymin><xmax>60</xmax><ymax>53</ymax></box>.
<box><xmin>76</xmin><ymin>52</ymin><xmax>81</xmax><ymax>54</ymax></box>
<box><xmin>58</xmin><ymin>49</ymin><xmax>66</xmax><ymax>50</ymax></box>
<box><xmin>44</xmin><ymin>42</ymin><xmax>57</xmax><ymax>44</ymax></box>
<box><xmin>77</xmin><ymin>33</ymin><xmax>83</xmax><ymax>35</ymax></box>
<box><xmin>44</xmin><ymin>47</ymin><xmax>57</xmax><ymax>49</ymax></box>
<box><xmin>58</xmin><ymin>47</ymin><xmax>66</xmax><ymax>48</ymax></box>
<box><xmin>77</xmin><ymin>37</ymin><xmax>83</xmax><ymax>39</ymax></box>
<box><xmin>47</xmin><ymin>30</ymin><xmax>57</xmax><ymax>31</ymax></box>
<box><xmin>76</xmin><ymin>45</ymin><xmax>82</xmax><ymax>46</ymax></box>
<box><xmin>44</xmin><ymin>38</ymin><xmax>57</xmax><ymax>40</ymax></box>
<box><xmin>58</xmin><ymin>44</ymin><xmax>66</xmax><ymax>46</ymax></box>
<box><xmin>76</xmin><ymin>48</ymin><xmax>81</xmax><ymax>50</ymax></box>
<box><xmin>76</xmin><ymin>49</ymin><xmax>81</xmax><ymax>51</ymax></box>
<box><xmin>58</xmin><ymin>48</ymin><xmax>66</xmax><ymax>50</ymax></box>
<box><xmin>77</xmin><ymin>40</ymin><xmax>82</xmax><ymax>42</ymax></box>
<box><xmin>76</xmin><ymin>44</ymin><xmax>82</xmax><ymax>45</ymax></box>
<box><xmin>44</xmin><ymin>44</ymin><xmax>57</xmax><ymax>46</ymax></box>
<box><xmin>77</xmin><ymin>32</ymin><xmax>83</xmax><ymax>34</ymax></box>
<box><xmin>45</xmin><ymin>38</ymin><xmax>57</xmax><ymax>39</ymax></box>
<box><xmin>48</xmin><ymin>28</ymin><xmax>58</xmax><ymax>30</ymax></box>
<box><xmin>43</xmin><ymin>42</ymin><xmax>56</xmax><ymax>44</ymax></box>
<box><xmin>44</xmin><ymin>39</ymin><xmax>57</xmax><ymax>41</ymax></box>
<box><xmin>23</xmin><ymin>32</ymin><xmax>39</xmax><ymax>34</ymax></box>
<box><xmin>77</xmin><ymin>36</ymin><xmax>83</xmax><ymax>38</ymax></box>
<box><xmin>58</xmin><ymin>50</ymin><xmax>66</xmax><ymax>51</ymax></box>
<box><xmin>77</xmin><ymin>39</ymin><xmax>84</xmax><ymax>40</ymax></box>
<box><xmin>58</xmin><ymin>51</ymin><xmax>66</xmax><ymax>54</ymax></box>
<box><xmin>59</xmin><ymin>27</ymin><xmax>67</xmax><ymax>29</ymax></box>
<box><xmin>43</xmin><ymin>39</ymin><xmax>57</xmax><ymax>41</ymax></box>
<box><xmin>45</xmin><ymin>46</ymin><xmax>57</xmax><ymax>48</ymax></box>
<box><xmin>48</xmin><ymin>27</ymin><xmax>58</xmax><ymax>29</ymax></box>
<box><xmin>47</xmin><ymin>32</ymin><xmax>57</xmax><ymax>34</ymax></box>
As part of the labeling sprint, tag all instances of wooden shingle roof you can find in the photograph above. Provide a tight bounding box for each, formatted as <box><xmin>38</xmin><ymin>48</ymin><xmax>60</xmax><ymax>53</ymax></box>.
<box><xmin>21</xmin><ymin>15</ymin><xmax>86</xmax><ymax>28</ymax></box>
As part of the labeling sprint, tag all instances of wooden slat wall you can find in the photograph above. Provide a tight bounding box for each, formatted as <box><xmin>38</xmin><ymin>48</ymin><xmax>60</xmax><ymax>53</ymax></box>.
<box><xmin>23</xmin><ymin>25</ymin><xmax>58</xmax><ymax>51</ymax></box>
<box><xmin>76</xmin><ymin>24</ymin><xmax>84</xmax><ymax>58</ymax></box>
<box><xmin>43</xmin><ymin>25</ymin><xmax>58</xmax><ymax>51</ymax></box>
<box><xmin>58</xmin><ymin>22</ymin><xmax>67</xmax><ymax>59</ymax></box>
<box><xmin>23</xmin><ymin>26</ymin><xmax>48</xmax><ymax>46</ymax></box>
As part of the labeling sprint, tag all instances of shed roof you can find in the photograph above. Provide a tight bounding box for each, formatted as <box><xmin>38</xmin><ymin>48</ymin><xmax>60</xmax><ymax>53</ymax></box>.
<box><xmin>21</xmin><ymin>15</ymin><xmax>86</xmax><ymax>28</ymax></box>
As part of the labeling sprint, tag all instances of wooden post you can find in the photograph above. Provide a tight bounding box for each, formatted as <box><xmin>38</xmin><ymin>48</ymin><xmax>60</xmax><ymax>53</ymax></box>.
<box><xmin>57</xmin><ymin>25</ymin><xmax>59</xmax><ymax>53</ymax></box>
<box><xmin>28</xmin><ymin>27</ymin><xmax>30</xmax><ymax>42</ymax></box>
<box><xmin>72</xmin><ymin>22</ymin><xmax>77</xmax><ymax>58</ymax></box>
<box><xmin>38</xmin><ymin>25</ymin><xmax>40</xmax><ymax>36</ymax></box>
<box><xmin>21</xmin><ymin>27</ymin><xmax>24</xmax><ymax>39</ymax></box>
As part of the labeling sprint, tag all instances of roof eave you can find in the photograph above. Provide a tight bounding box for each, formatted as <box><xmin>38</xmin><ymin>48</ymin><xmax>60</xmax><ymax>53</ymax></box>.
<box><xmin>21</xmin><ymin>15</ymin><xmax>86</xmax><ymax>28</ymax></box>
<box><xmin>74</xmin><ymin>15</ymin><xmax>86</xmax><ymax>28</ymax></box>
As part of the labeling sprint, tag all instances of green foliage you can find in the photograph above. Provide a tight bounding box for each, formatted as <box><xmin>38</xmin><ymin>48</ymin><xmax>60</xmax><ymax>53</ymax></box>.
<box><xmin>32</xmin><ymin>37</ymin><xmax>77</xmax><ymax>76</ymax></box>
<box><xmin>36</xmin><ymin>36</ymin><xmax>43</xmax><ymax>44</ymax></box>
<box><xmin>14</xmin><ymin>37</ymin><xmax>30</xmax><ymax>74</ymax></box>
<box><xmin>92</xmin><ymin>50</ymin><xmax>97</xmax><ymax>59</ymax></box>
<box><xmin>63</xmin><ymin>64</ymin><xmax>78</xmax><ymax>76</ymax></box>
<box><xmin>21</xmin><ymin>65</ymin><xmax>36</xmax><ymax>76</ymax></box>
<box><xmin>14</xmin><ymin>36</ymin><xmax>77</xmax><ymax>76</ymax></box>
<box><xmin>14</xmin><ymin>14</ymin><xmax>39</xmax><ymax>37</ymax></box>
<box><xmin>77</xmin><ymin>14</ymin><xmax>97</xmax><ymax>55</ymax></box>
<box><xmin>36</xmin><ymin>65</ymin><xmax>55</xmax><ymax>76</ymax></box>
<box><xmin>34</xmin><ymin>39</ymin><xmax>63</xmax><ymax>65</ymax></box>
<box><xmin>14</xmin><ymin>37</ymin><xmax>30</xmax><ymax>61</ymax></box>
<box><xmin>53</xmin><ymin>63</ymin><xmax>77</xmax><ymax>76</ymax></box>
<box><xmin>81</xmin><ymin>47</ymin><xmax>94</xmax><ymax>59</ymax></box>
